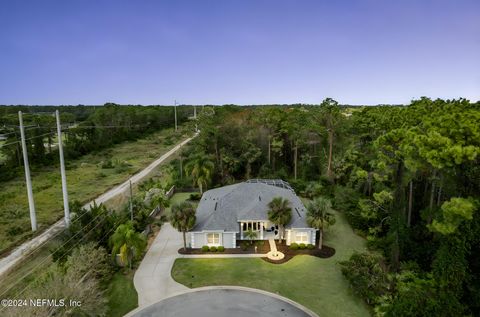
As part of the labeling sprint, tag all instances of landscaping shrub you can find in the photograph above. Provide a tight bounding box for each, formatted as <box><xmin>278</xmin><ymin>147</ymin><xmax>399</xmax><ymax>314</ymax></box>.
<box><xmin>209</xmin><ymin>246</ymin><xmax>217</xmax><ymax>252</ymax></box>
<box><xmin>299</xmin><ymin>243</ymin><xmax>306</xmax><ymax>249</ymax></box>
<box><xmin>307</xmin><ymin>244</ymin><xmax>315</xmax><ymax>250</ymax></box>
<box><xmin>241</xmin><ymin>241</ymin><xmax>249</xmax><ymax>251</ymax></box>
<box><xmin>217</xmin><ymin>246</ymin><xmax>225</xmax><ymax>252</ymax></box>
<box><xmin>290</xmin><ymin>243</ymin><xmax>299</xmax><ymax>250</ymax></box>
<box><xmin>189</xmin><ymin>193</ymin><xmax>201</xmax><ymax>201</ymax></box>
<box><xmin>201</xmin><ymin>245</ymin><xmax>209</xmax><ymax>252</ymax></box>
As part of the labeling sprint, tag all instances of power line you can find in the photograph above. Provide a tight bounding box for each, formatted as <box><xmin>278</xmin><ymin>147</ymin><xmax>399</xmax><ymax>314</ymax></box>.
<box><xmin>0</xmin><ymin>210</ymin><xmax>112</xmax><ymax>299</ymax></box>
<box><xmin>23</xmin><ymin>131</ymin><xmax>56</xmax><ymax>141</ymax></box>
<box><xmin>0</xmin><ymin>203</ymin><xmax>113</xmax><ymax>299</ymax></box>
<box><xmin>7</xmin><ymin>225</ymin><xmax>117</xmax><ymax>304</ymax></box>
<box><xmin>0</xmin><ymin>131</ymin><xmax>18</xmax><ymax>137</ymax></box>
<box><xmin>0</xmin><ymin>140</ymin><xmax>20</xmax><ymax>148</ymax></box>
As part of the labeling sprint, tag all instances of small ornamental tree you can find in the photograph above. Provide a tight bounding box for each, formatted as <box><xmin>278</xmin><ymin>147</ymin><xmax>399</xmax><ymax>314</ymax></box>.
<box><xmin>110</xmin><ymin>222</ymin><xmax>146</xmax><ymax>269</ymax></box>
<box><xmin>244</xmin><ymin>228</ymin><xmax>257</xmax><ymax>245</ymax></box>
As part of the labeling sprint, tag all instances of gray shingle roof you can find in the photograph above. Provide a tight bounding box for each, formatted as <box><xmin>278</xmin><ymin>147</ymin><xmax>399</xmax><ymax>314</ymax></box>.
<box><xmin>192</xmin><ymin>180</ymin><xmax>310</xmax><ymax>232</ymax></box>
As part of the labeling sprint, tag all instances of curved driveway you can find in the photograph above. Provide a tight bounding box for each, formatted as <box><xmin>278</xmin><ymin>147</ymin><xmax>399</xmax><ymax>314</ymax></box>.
<box><xmin>134</xmin><ymin>223</ymin><xmax>188</xmax><ymax>307</ymax></box>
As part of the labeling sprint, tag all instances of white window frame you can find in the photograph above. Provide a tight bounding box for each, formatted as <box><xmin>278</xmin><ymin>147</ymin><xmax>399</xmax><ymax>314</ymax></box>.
<box><xmin>207</xmin><ymin>233</ymin><xmax>220</xmax><ymax>246</ymax></box>
<box><xmin>295</xmin><ymin>232</ymin><xmax>308</xmax><ymax>243</ymax></box>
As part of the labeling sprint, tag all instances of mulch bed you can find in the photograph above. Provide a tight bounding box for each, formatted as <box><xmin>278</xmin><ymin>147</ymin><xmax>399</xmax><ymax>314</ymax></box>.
<box><xmin>262</xmin><ymin>243</ymin><xmax>335</xmax><ymax>264</ymax></box>
<box><xmin>178</xmin><ymin>240</ymin><xmax>270</xmax><ymax>255</ymax></box>
<box><xmin>178</xmin><ymin>240</ymin><xmax>335</xmax><ymax>264</ymax></box>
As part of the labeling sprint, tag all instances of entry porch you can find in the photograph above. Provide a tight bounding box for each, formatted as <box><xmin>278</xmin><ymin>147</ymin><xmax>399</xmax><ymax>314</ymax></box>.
<box><xmin>238</xmin><ymin>220</ymin><xmax>280</xmax><ymax>240</ymax></box>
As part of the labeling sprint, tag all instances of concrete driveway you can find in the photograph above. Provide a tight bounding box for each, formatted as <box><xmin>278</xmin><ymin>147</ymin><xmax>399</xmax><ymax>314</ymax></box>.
<box><xmin>133</xmin><ymin>223</ymin><xmax>188</xmax><ymax>307</ymax></box>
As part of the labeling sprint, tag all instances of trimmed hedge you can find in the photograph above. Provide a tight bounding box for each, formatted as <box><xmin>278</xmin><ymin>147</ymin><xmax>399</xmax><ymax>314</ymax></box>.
<box><xmin>290</xmin><ymin>243</ymin><xmax>299</xmax><ymax>250</ymax></box>
<box><xmin>307</xmin><ymin>244</ymin><xmax>315</xmax><ymax>250</ymax></box>
<box><xmin>209</xmin><ymin>246</ymin><xmax>217</xmax><ymax>252</ymax></box>
<box><xmin>299</xmin><ymin>243</ymin><xmax>306</xmax><ymax>249</ymax></box>
<box><xmin>201</xmin><ymin>245</ymin><xmax>209</xmax><ymax>252</ymax></box>
<box><xmin>217</xmin><ymin>246</ymin><xmax>225</xmax><ymax>252</ymax></box>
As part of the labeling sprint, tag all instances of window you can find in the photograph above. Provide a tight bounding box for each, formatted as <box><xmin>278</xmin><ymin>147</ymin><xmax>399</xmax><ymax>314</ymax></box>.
<box><xmin>207</xmin><ymin>233</ymin><xmax>220</xmax><ymax>245</ymax></box>
<box><xmin>295</xmin><ymin>232</ymin><xmax>308</xmax><ymax>243</ymax></box>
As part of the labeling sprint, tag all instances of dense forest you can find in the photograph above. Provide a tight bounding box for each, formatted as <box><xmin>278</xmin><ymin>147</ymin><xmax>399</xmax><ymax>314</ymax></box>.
<box><xmin>0</xmin><ymin>104</ymin><xmax>192</xmax><ymax>180</ymax></box>
<box><xmin>175</xmin><ymin>98</ymin><xmax>480</xmax><ymax>316</ymax></box>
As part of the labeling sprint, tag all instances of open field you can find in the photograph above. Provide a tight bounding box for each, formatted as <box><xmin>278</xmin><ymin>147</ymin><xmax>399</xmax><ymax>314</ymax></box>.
<box><xmin>0</xmin><ymin>140</ymin><xmax>6</xmax><ymax>163</ymax></box>
<box><xmin>172</xmin><ymin>207</ymin><xmax>370</xmax><ymax>317</ymax></box>
<box><xmin>0</xmin><ymin>128</ymin><xmax>189</xmax><ymax>255</ymax></box>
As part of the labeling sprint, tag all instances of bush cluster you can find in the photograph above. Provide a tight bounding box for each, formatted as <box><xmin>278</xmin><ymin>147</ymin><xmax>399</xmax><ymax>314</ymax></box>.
<box><xmin>299</xmin><ymin>243</ymin><xmax>306</xmax><ymax>249</ymax></box>
<box><xmin>290</xmin><ymin>243</ymin><xmax>299</xmax><ymax>250</ymax></box>
<box><xmin>201</xmin><ymin>245</ymin><xmax>225</xmax><ymax>252</ymax></box>
<box><xmin>189</xmin><ymin>193</ymin><xmax>202</xmax><ymax>201</ymax></box>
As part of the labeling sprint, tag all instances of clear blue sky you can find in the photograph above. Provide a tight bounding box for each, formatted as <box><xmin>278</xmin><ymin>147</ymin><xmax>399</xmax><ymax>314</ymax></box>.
<box><xmin>0</xmin><ymin>0</ymin><xmax>479</xmax><ymax>105</ymax></box>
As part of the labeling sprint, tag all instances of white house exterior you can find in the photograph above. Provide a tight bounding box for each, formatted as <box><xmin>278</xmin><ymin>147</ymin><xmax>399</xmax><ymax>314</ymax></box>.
<box><xmin>189</xmin><ymin>179</ymin><xmax>317</xmax><ymax>248</ymax></box>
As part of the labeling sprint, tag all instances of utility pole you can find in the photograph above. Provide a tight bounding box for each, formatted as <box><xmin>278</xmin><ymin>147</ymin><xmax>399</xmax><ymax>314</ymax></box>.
<box><xmin>180</xmin><ymin>157</ymin><xmax>183</xmax><ymax>179</ymax></box>
<box><xmin>18</xmin><ymin>111</ymin><xmax>37</xmax><ymax>231</ymax></box>
<box><xmin>56</xmin><ymin>110</ymin><xmax>70</xmax><ymax>228</ymax></box>
<box><xmin>129</xmin><ymin>180</ymin><xmax>133</xmax><ymax>221</ymax></box>
<box><xmin>174</xmin><ymin>100</ymin><xmax>178</xmax><ymax>132</ymax></box>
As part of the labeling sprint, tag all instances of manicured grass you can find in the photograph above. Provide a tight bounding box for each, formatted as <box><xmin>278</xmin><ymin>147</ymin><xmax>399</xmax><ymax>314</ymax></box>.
<box><xmin>0</xmin><ymin>128</ymin><xmax>189</xmax><ymax>254</ymax></box>
<box><xmin>163</xmin><ymin>192</ymin><xmax>197</xmax><ymax>218</ymax></box>
<box><xmin>171</xmin><ymin>208</ymin><xmax>370</xmax><ymax>317</ymax></box>
<box><xmin>106</xmin><ymin>271</ymin><xmax>138</xmax><ymax>317</ymax></box>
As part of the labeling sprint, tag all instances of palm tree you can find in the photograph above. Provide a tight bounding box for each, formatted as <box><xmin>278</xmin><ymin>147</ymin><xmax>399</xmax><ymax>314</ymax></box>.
<box><xmin>306</xmin><ymin>197</ymin><xmax>336</xmax><ymax>249</ymax></box>
<box><xmin>110</xmin><ymin>222</ymin><xmax>146</xmax><ymax>269</ymax></box>
<box><xmin>170</xmin><ymin>201</ymin><xmax>196</xmax><ymax>251</ymax></box>
<box><xmin>244</xmin><ymin>228</ymin><xmax>257</xmax><ymax>245</ymax></box>
<box><xmin>267</xmin><ymin>197</ymin><xmax>292</xmax><ymax>241</ymax></box>
<box><xmin>151</xmin><ymin>190</ymin><xmax>170</xmax><ymax>212</ymax></box>
<box><xmin>184</xmin><ymin>153</ymin><xmax>214</xmax><ymax>194</ymax></box>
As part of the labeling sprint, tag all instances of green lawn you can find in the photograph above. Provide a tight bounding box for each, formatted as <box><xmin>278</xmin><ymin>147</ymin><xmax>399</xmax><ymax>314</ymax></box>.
<box><xmin>163</xmin><ymin>192</ymin><xmax>197</xmax><ymax>218</ymax></box>
<box><xmin>106</xmin><ymin>271</ymin><xmax>138</xmax><ymax>317</ymax></box>
<box><xmin>0</xmin><ymin>128</ymin><xmax>189</xmax><ymax>254</ymax></box>
<box><xmin>171</xmin><ymin>208</ymin><xmax>371</xmax><ymax>317</ymax></box>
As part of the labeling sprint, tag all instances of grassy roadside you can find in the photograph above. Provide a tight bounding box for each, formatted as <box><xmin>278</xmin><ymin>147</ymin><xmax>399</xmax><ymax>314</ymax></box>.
<box><xmin>105</xmin><ymin>271</ymin><xmax>138</xmax><ymax>317</ymax></box>
<box><xmin>0</xmin><ymin>127</ymin><xmax>189</xmax><ymax>255</ymax></box>
<box><xmin>171</xmin><ymin>207</ymin><xmax>371</xmax><ymax>317</ymax></box>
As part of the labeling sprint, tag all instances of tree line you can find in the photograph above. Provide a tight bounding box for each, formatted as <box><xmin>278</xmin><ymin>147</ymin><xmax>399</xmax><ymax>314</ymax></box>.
<box><xmin>0</xmin><ymin>103</ymin><xmax>192</xmax><ymax>180</ymax></box>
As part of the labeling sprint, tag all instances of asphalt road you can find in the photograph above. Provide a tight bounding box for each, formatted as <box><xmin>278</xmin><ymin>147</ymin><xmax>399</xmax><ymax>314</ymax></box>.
<box><xmin>127</xmin><ymin>287</ymin><xmax>318</xmax><ymax>317</ymax></box>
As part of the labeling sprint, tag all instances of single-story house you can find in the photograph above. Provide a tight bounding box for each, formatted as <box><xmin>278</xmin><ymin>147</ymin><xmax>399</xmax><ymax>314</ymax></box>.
<box><xmin>189</xmin><ymin>179</ymin><xmax>317</xmax><ymax>248</ymax></box>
